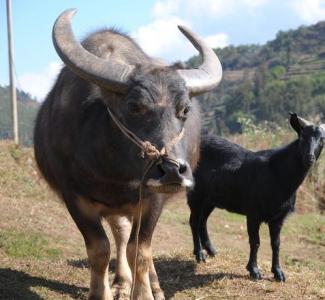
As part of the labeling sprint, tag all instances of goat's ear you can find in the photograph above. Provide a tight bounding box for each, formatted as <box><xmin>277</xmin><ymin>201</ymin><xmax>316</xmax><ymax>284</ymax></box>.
<box><xmin>320</xmin><ymin>124</ymin><xmax>325</xmax><ymax>138</ymax></box>
<box><xmin>289</xmin><ymin>112</ymin><xmax>301</xmax><ymax>135</ymax></box>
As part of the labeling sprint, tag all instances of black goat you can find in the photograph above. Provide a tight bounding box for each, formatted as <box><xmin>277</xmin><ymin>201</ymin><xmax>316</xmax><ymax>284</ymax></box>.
<box><xmin>187</xmin><ymin>113</ymin><xmax>325</xmax><ymax>281</ymax></box>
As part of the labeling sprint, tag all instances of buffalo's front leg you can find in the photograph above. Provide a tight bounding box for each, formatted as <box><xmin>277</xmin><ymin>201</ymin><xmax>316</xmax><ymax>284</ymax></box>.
<box><xmin>107</xmin><ymin>215</ymin><xmax>132</xmax><ymax>299</ymax></box>
<box><xmin>149</xmin><ymin>258</ymin><xmax>165</xmax><ymax>300</ymax></box>
<box><xmin>268</xmin><ymin>219</ymin><xmax>285</xmax><ymax>282</ymax></box>
<box><xmin>65</xmin><ymin>196</ymin><xmax>112</xmax><ymax>300</ymax></box>
<box><xmin>127</xmin><ymin>199</ymin><xmax>164</xmax><ymax>300</ymax></box>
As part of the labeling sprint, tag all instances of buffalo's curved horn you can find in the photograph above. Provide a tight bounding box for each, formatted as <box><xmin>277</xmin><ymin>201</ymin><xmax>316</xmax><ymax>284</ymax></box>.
<box><xmin>177</xmin><ymin>25</ymin><xmax>223</xmax><ymax>96</ymax></box>
<box><xmin>297</xmin><ymin>116</ymin><xmax>313</xmax><ymax>127</ymax></box>
<box><xmin>52</xmin><ymin>9</ymin><xmax>134</xmax><ymax>93</ymax></box>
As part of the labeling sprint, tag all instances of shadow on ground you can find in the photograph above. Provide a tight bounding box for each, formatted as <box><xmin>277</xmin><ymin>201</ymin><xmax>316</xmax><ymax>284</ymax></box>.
<box><xmin>0</xmin><ymin>268</ymin><xmax>87</xmax><ymax>299</ymax></box>
<box><xmin>69</xmin><ymin>256</ymin><xmax>246</xmax><ymax>299</ymax></box>
<box><xmin>154</xmin><ymin>257</ymin><xmax>246</xmax><ymax>299</ymax></box>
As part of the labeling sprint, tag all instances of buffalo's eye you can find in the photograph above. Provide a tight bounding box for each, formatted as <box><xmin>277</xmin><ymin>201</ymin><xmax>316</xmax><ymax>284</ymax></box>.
<box><xmin>183</xmin><ymin>105</ymin><xmax>191</xmax><ymax>115</ymax></box>
<box><xmin>127</xmin><ymin>102</ymin><xmax>145</xmax><ymax>115</ymax></box>
<box><xmin>177</xmin><ymin>105</ymin><xmax>191</xmax><ymax>120</ymax></box>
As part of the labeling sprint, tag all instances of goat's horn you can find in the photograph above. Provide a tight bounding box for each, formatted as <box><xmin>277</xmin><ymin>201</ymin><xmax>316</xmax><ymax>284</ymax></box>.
<box><xmin>52</xmin><ymin>9</ymin><xmax>134</xmax><ymax>93</ymax></box>
<box><xmin>297</xmin><ymin>116</ymin><xmax>313</xmax><ymax>128</ymax></box>
<box><xmin>176</xmin><ymin>25</ymin><xmax>223</xmax><ymax>96</ymax></box>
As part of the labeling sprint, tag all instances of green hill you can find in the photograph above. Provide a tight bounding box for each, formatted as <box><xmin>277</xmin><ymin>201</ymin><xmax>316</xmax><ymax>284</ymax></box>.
<box><xmin>1</xmin><ymin>21</ymin><xmax>324</xmax><ymax>143</ymax></box>
<box><xmin>188</xmin><ymin>21</ymin><xmax>325</xmax><ymax>133</ymax></box>
<box><xmin>0</xmin><ymin>86</ymin><xmax>39</xmax><ymax>146</ymax></box>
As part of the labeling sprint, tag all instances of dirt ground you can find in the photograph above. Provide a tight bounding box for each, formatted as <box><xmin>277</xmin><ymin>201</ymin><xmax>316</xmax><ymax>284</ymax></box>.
<box><xmin>0</xmin><ymin>141</ymin><xmax>324</xmax><ymax>299</ymax></box>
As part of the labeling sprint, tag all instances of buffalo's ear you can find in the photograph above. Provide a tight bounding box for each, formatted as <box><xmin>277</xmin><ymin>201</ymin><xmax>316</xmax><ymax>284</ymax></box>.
<box><xmin>171</xmin><ymin>61</ymin><xmax>187</xmax><ymax>70</ymax></box>
<box><xmin>289</xmin><ymin>112</ymin><xmax>301</xmax><ymax>136</ymax></box>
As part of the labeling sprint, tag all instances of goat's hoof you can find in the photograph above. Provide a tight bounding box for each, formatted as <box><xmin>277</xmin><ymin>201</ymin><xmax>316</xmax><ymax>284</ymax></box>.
<box><xmin>273</xmin><ymin>269</ymin><xmax>286</xmax><ymax>282</ymax></box>
<box><xmin>195</xmin><ymin>251</ymin><xmax>206</xmax><ymax>263</ymax></box>
<box><xmin>248</xmin><ymin>267</ymin><xmax>262</xmax><ymax>280</ymax></box>
<box><xmin>205</xmin><ymin>245</ymin><xmax>217</xmax><ymax>257</ymax></box>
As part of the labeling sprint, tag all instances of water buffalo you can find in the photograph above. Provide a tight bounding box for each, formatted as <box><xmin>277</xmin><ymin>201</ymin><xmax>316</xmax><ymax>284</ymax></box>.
<box><xmin>34</xmin><ymin>9</ymin><xmax>222</xmax><ymax>300</ymax></box>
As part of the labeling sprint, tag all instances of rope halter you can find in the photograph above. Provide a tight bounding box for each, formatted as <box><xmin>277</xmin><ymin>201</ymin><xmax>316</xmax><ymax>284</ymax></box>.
<box><xmin>106</xmin><ymin>105</ymin><xmax>184</xmax><ymax>165</ymax></box>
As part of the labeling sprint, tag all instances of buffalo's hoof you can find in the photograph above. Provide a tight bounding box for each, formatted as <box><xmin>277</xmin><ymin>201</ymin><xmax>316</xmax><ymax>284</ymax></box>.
<box><xmin>112</xmin><ymin>284</ymin><xmax>130</xmax><ymax>300</ymax></box>
<box><xmin>273</xmin><ymin>268</ymin><xmax>286</xmax><ymax>282</ymax></box>
<box><xmin>153</xmin><ymin>290</ymin><xmax>165</xmax><ymax>300</ymax></box>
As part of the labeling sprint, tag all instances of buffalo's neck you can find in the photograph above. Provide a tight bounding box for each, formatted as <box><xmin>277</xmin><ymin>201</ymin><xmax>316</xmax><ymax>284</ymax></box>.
<box><xmin>270</xmin><ymin>140</ymin><xmax>308</xmax><ymax>197</ymax></box>
<box><xmin>76</xmin><ymin>107</ymin><xmax>148</xmax><ymax>185</ymax></box>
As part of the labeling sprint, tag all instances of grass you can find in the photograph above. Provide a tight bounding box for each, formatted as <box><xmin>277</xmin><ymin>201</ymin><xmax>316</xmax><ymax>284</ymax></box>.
<box><xmin>0</xmin><ymin>139</ymin><xmax>324</xmax><ymax>299</ymax></box>
<box><xmin>0</xmin><ymin>230</ymin><xmax>61</xmax><ymax>259</ymax></box>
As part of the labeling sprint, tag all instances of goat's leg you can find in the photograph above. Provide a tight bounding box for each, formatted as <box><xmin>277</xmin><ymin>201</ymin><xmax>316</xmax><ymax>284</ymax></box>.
<box><xmin>65</xmin><ymin>196</ymin><xmax>112</xmax><ymax>300</ymax></box>
<box><xmin>268</xmin><ymin>220</ymin><xmax>285</xmax><ymax>282</ymax></box>
<box><xmin>246</xmin><ymin>217</ymin><xmax>262</xmax><ymax>280</ymax></box>
<box><xmin>107</xmin><ymin>215</ymin><xmax>132</xmax><ymax>299</ymax></box>
<box><xmin>199</xmin><ymin>204</ymin><xmax>216</xmax><ymax>257</ymax></box>
<box><xmin>189</xmin><ymin>207</ymin><xmax>205</xmax><ymax>262</ymax></box>
<box><xmin>127</xmin><ymin>199</ymin><xmax>164</xmax><ymax>300</ymax></box>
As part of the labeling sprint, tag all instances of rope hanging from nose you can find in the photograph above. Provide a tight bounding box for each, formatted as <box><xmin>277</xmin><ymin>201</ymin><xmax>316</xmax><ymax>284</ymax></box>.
<box><xmin>106</xmin><ymin>106</ymin><xmax>184</xmax><ymax>162</ymax></box>
<box><xmin>106</xmin><ymin>105</ymin><xmax>184</xmax><ymax>299</ymax></box>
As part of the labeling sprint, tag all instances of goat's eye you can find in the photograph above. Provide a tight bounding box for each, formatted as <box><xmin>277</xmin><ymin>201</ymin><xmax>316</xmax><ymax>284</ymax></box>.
<box><xmin>127</xmin><ymin>102</ymin><xmax>143</xmax><ymax>114</ymax></box>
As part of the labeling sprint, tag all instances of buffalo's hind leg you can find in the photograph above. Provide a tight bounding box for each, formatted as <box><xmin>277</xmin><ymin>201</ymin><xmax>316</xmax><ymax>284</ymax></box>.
<box><xmin>64</xmin><ymin>196</ymin><xmax>112</xmax><ymax>300</ymax></box>
<box><xmin>107</xmin><ymin>215</ymin><xmax>132</xmax><ymax>299</ymax></box>
<box><xmin>199</xmin><ymin>204</ymin><xmax>217</xmax><ymax>257</ymax></box>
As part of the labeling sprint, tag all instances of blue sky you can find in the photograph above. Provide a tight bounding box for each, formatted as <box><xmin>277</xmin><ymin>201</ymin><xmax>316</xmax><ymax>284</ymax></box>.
<box><xmin>1</xmin><ymin>0</ymin><xmax>324</xmax><ymax>100</ymax></box>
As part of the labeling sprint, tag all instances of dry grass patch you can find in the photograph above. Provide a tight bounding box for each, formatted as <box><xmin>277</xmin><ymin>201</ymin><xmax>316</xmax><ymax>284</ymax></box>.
<box><xmin>0</xmin><ymin>140</ymin><xmax>324</xmax><ymax>299</ymax></box>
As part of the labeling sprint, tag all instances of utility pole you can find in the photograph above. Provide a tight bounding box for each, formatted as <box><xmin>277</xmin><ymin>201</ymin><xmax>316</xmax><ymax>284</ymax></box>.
<box><xmin>6</xmin><ymin>0</ymin><xmax>19</xmax><ymax>145</ymax></box>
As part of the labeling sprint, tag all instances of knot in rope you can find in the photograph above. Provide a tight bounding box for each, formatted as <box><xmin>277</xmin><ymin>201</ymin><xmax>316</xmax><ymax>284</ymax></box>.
<box><xmin>107</xmin><ymin>105</ymin><xmax>183</xmax><ymax>163</ymax></box>
<box><xmin>141</xmin><ymin>141</ymin><xmax>166</xmax><ymax>160</ymax></box>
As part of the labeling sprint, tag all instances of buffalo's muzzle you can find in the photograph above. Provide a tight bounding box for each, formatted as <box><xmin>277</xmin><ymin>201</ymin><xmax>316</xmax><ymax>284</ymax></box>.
<box><xmin>146</xmin><ymin>159</ymin><xmax>193</xmax><ymax>193</ymax></box>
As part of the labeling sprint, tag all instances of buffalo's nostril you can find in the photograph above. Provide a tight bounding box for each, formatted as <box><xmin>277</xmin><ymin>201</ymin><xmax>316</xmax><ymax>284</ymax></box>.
<box><xmin>179</xmin><ymin>163</ymin><xmax>187</xmax><ymax>174</ymax></box>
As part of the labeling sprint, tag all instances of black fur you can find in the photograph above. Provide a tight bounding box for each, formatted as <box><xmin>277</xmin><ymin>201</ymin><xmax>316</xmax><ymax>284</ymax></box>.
<box><xmin>187</xmin><ymin>113</ymin><xmax>324</xmax><ymax>282</ymax></box>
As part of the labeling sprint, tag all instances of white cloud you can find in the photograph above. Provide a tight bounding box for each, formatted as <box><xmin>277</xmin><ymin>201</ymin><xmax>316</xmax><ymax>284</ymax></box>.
<box><xmin>18</xmin><ymin>62</ymin><xmax>62</xmax><ymax>101</ymax></box>
<box><xmin>133</xmin><ymin>17</ymin><xmax>195</xmax><ymax>62</ymax></box>
<box><xmin>153</xmin><ymin>0</ymin><xmax>270</xmax><ymax>19</ymax></box>
<box><xmin>133</xmin><ymin>17</ymin><xmax>229</xmax><ymax>62</ymax></box>
<box><xmin>204</xmin><ymin>33</ymin><xmax>229</xmax><ymax>49</ymax></box>
<box><xmin>139</xmin><ymin>0</ymin><xmax>272</xmax><ymax>61</ymax></box>
<box><xmin>290</xmin><ymin>0</ymin><xmax>325</xmax><ymax>23</ymax></box>
<box><xmin>153</xmin><ymin>0</ymin><xmax>180</xmax><ymax>17</ymax></box>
